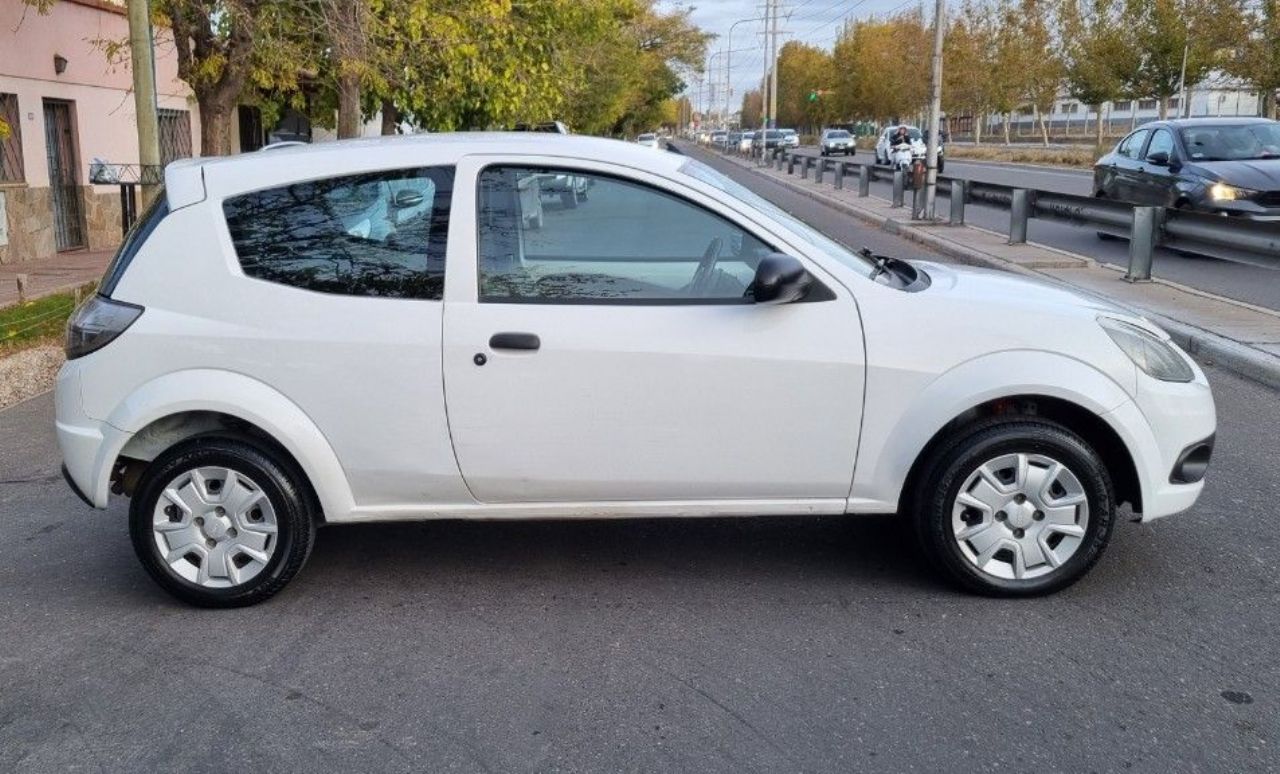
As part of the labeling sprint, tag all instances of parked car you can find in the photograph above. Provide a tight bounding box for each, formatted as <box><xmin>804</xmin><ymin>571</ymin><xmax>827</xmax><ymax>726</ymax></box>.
<box><xmin>1093</xmin><ymin>118</ymin><xmax>1280</xmax><ymax>218</ymax></box>
<box><xmin>780</xmin><ymin>128</ymin><xmax>800</xmax><ymax>148</ymax></box>
<box><xmin>820</xmin><ymin>129</ymin><xmax>855</xmax><ymax>156</ymax></box>
<box><xmin>58</xmin><ymin>133</ymin><xmax>1214</xmax><ymax>606</ymax></box>
<box><xmin>710</xmin><ymin>131</ymin><xmax>728</xmax><ymax>147</ymax></box>
<box><xmin>726</xmin><ymin>132</ymin><xmax>743</xmax><ymax>151</ymax></box>
<box><xmin>738</xmin><ymin>131</ymin><xmax>756</xmax><ymax>154</ymax></box>
<box><xmin>874</xmin><ymin>126</ymin><xmax>945</xmax><ymax>172</ymax></box>
<box><xmin>513</xmin><ymin>120</ymin><xmax>570</xmax><ymax>134</ymax></box>
<box><xmin>635</xmin><ymin>133</ymin><xmax>659</xmax><ymax>149</ymax></box>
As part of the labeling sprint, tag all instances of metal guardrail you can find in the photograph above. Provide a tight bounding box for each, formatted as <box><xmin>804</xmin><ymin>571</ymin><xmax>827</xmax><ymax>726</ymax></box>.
<box><xmin>708</xmin><ymin>144</ymin><xmax>1280</xmax><ymax>281</ymax></box>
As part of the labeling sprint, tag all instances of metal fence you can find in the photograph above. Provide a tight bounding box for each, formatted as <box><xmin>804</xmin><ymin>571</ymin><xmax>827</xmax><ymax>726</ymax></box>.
<box><xmin>710</xmin><ymin>144</ymin><xmax>1280</xmax><ymax>281</ymax></box>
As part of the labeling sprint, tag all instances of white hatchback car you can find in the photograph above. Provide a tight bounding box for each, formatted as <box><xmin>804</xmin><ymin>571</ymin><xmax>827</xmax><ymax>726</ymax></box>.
<box><xmin>58</xmin><ymin>134</ymin><xmax>1215</xmax><ymax>606</ymax></box>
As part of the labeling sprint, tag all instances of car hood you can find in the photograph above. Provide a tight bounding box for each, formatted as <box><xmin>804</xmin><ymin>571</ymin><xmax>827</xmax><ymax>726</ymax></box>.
<box><xmin>1184</xmin><ymin>159</ymin><xmax>1280</xmax><ymax>190</ymax></box>
<box><xmin>917</xmin><ymin>261</ymin><xmax>1124</xmax><ymax>318</ymax></box>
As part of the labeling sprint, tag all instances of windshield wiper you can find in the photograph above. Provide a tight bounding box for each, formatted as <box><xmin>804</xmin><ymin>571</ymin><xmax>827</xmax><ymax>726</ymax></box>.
<box><xmin>861</xmin><ymin>247</ymin><xmax>890</xmax><ymax>280</ymax></box>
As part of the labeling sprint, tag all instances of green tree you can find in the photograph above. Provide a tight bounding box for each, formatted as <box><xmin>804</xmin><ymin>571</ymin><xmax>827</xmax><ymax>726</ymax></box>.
<box><xmin>740</xmin><ymin>89</ymin><xmax>763</xmax><ymax>128</ymax></box>
<box><xmin>1222</xmin><ymin>0</ymin><xmax>1280</xmax><ymax>118</ymax></box>
<box><xmin>1059</xmin><ymin>0</ymin><xmax>1134</xmax><ymax>147</ymax></box>
<box><xmin>1125</xmin><ymin>0</ymin><xmax>1247</xmax><ymax>119</ymax></box>
<box><xmin>942</xmin><ymin>1</ymin><xmax>998</xmax><ymax>143</ymax></box>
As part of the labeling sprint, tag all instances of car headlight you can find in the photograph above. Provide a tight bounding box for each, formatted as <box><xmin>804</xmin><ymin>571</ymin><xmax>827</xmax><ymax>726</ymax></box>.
<box><xmin>1207</xmin><ymin>182</ymin><xmax>1256</xmax><ymax>202</ymax></box>
<box><xmin>1098</xmin><ymin>317</ymin><xmax>1194</xmax><ymax>382</ymax></box>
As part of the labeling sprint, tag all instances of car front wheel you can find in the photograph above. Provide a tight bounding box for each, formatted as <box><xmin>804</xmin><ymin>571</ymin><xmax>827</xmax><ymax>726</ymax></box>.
<box><xmin>911</xmin><ymin>418</ymin><xmax>1115</xmax><ymax>596</ymax></box>
<box><xmin>129</xmin><ymin>437</ymin><xmax>317</xmax><ymax>607</ymax></box>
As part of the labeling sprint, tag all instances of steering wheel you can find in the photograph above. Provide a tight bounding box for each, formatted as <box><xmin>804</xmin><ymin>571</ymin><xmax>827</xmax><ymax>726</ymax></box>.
<box><xmin>688</xmin><ymin>237</ymin><xmax>723</xmax><ymax>297</ymax></box>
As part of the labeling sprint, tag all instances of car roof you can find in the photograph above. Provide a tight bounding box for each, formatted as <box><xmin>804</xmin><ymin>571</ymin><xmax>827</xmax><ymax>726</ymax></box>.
<box><xmin>164</xmin><ymin>132</ymin><xmax>688</xmax><ymax>209</ymax></box>
<box><xmin>1139</xmin><ymin>117</ymin><xmax>1276</xmax><ymax>130</ymax></box>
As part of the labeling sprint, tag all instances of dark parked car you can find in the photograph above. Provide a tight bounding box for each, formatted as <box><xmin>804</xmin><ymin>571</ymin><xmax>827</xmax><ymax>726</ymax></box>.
<box><xmin>752</xmin><ymin>129</ymin><xmax>786</xmax><ymax>152</ymax></box>
<box><xmin>1094</xmin><ymin>117</ymin><xmax>1280</xmax><ymax>218</ymax></box>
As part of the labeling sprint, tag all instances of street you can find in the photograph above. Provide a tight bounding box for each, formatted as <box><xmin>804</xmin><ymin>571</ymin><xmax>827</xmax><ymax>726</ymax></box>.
<box><xmin>2</xmin><ymin>161</ymin><xmax>1277</xmax><ymax>773</ymax></box>
<box><xmin>783</xmin><ymin>146</ymin><xmax>1280</xmax><ymax>311</ymax></box>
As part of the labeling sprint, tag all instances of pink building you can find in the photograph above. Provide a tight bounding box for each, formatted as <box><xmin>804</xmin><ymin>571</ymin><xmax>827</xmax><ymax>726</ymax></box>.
<box><xmin>0</xmin><ymin>0</ymin><xmax>197</xmax><ymax>263</ymax></box>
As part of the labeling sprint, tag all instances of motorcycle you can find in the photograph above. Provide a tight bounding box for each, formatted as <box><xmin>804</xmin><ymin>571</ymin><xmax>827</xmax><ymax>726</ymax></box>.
<box><xmin>890</xmin><ymin>142</ymin><xmax>927</xmax><ymax>190</ymax></box>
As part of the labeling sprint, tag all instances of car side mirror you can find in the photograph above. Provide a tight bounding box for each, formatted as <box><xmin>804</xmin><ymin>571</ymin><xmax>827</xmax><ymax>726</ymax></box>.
<box><xmin>1146</xmin><ymin>151</ymin><xmax>1170</xmax><ymax>167</ymax></box>
<box><xmin>393</xmin><ymin>189</ymin><xmax>425</xmax><ymax>209</ymax></box>
<box><xmin>751</xmin><ymin>253</ymin><xmax>812</xmax><ymax>305</ymax></box>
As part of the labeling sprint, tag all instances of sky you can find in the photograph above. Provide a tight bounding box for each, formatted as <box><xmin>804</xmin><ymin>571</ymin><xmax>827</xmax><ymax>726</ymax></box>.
<box><xmin>659</xmin><ymin>0</ymin><xmax>921</xmax><ymax>115</ymax></box>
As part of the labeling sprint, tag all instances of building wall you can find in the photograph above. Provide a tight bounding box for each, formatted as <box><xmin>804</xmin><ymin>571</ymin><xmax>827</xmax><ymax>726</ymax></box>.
<box><xmin>0</xmin><ymin>0</ymin><xmax>197</xmax><ymax>263</ymax></box>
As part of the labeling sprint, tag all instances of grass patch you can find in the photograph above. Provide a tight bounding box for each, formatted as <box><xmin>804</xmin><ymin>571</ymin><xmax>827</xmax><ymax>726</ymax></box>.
<box><xmin>0</xmin><ymin>282</ymin><xmax>97</xmax><ymax>355</ymax></box>
<box><xmin>945</xmin><ymin>144</ymin><xmax>1098</xmax><ymax>169</ymax></box>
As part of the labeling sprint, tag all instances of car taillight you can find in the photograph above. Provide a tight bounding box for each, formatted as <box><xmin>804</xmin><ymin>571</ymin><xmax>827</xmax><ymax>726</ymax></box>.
<box><xmin>65</xmin><ymin>295</ymin><xmax>143</xmax><ymax>359</ymax></box>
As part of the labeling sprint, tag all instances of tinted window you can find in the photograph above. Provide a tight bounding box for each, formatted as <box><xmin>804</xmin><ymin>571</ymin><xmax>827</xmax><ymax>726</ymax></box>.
<box><xmin>223</xmin><ymin>167</ymin><xmax>453</xmax><ymax>299</ymax></box>
<box><xmin>1118</xmin><ymin>129</ymin><xmax>1150</xmax><ymax>160</ymax></box>
<box><xmin>477</xmin><ymin>166</ymin><xmax>773</xmax><ymax>303</ymax></box>
<box><xmin>1146</xmin><ymin>129</ymin><xmax>1175</xmax><ymax>160</ymax></box>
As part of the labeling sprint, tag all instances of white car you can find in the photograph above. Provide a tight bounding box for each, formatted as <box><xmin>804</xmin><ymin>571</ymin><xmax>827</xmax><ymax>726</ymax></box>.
<box><xmin>780</xmin><ymin>129</ymin><xmax>800</xmax><ymax>148</ymax></box>
<box><xmin>820</xmin><ymin>129</ymin><xmax>855</xmax><ymax>156</ymax></box>
<box><xmin>57</xmin><ymin>133</ymin><xmax>1215</xmax><ymax>606</ymax></box>
<box><xmin>875</xmin><ymin>125</ymin><xmax>945</xmax><ymax>172</ymax></box>
<box><xmin>635</xmin><ymin>133</ymin><xmax>659</xmax><ymax>149</ymax></box>
<box><xmin>738</xmin><ymin>131</ymin><xmax>756</xmax><ymax>154</ymax></box>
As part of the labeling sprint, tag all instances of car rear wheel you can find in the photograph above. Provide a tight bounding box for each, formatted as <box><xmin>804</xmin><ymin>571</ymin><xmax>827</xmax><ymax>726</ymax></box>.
<box><xmin>129</xmin><ymin>437</ymin><xmax>317</xmax><ymax>607</ymax></box>
<box><xmin>911</xmin><ymin>418</ymin><xmax>1115</xmax><ymax>596</ymax></box>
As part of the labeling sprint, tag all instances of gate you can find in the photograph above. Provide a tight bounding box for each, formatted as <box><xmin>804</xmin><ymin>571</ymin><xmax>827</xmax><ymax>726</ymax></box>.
<box><xmin>43</xmin><ymin>99</ymin><xmax>85</xmax><ymax>250</ymax></box>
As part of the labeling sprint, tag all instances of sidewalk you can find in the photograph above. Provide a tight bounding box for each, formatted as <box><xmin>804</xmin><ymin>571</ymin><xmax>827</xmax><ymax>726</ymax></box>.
<box><xmin>0</xmin><ymin>249</ymin><xmax>114</xmax><ymax>308</ymax></box>
<box><xmin>692</xmin><ymin>144</ymin><xmax>1280</xmax><ymax>389</ymax></box>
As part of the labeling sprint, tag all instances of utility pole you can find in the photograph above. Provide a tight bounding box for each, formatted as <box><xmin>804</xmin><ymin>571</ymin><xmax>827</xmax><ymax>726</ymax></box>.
<box><xmin>760</xmin><ymin>0</ymin><xmax>771</xmax><ymax>161</ymax></box>
<box><xmin>126</xmin><ymin>0</ymin><xmax>161</xmax><ymax>204</ymax></box>
<box><xmin>922</xmin><ymin>0</ymin><xmax>946</xmax><ymax>220</ymax></box>
<box><xmin>1177</xmin><ymin>42</ymin><xmax>1190</xmax><ymax>118</ymax></box>
<box><xmin>768</xmin><ymin>0</ymin><xmax>779</xmax><ymax>135</ymax></box>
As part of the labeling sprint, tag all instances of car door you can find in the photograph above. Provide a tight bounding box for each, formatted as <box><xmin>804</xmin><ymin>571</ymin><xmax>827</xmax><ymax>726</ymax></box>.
<box><xmin>441</xmin><ymin>157</ymin><xmax>866</xmax><ymax>505</ymax></box>
<box><xmin>1135</xmin><ymin>128</ymin><xmax>1180</xmax><ymax>206</ymax></box>
<box><xmin>1113</xmin><ymin>128</ymin><xmax>1151</xmax><ymax>202</ymax></box>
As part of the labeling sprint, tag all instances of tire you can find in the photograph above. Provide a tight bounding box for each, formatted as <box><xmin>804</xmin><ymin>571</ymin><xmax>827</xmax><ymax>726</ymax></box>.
<box><xmin>129</xmin><ymin>437</ymin><xmax>317</xmax><ymax>607</ymax></box>
<box><xmin>910</xmin><ymin>417</ymin><xmax>1115</xmax><ymax>597</ymax></box>
<box><xmin>560</xmin><ymin>189</ymin><xmax>578</xmax><ymax>209</ymax></box>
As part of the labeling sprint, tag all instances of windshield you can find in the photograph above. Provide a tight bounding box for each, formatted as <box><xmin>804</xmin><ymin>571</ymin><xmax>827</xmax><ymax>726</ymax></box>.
<box><xmin>781</xmin><ymin>129</ymin><xmax>797</xmax><ymax>136</ymax></box>
<box><xmin>889</xmin><ymin>128</ymin><xmax>923</xmax><ymax>142</ymax></box>
<box><xmin>637</xmin><ymin>133</ymin><xmax>655</xmax><ymax>141</ymax></box>
<box><xmin>679</xmin><ymin>159</ymin><xmax>875</xmax><ymax>277</ymax></box>
<box><xmin>1179</xmin><ymin>123</ymin><xmax>1280</xmax><ymax>161</ymax></box>
<box><xmin>825</xmin><ymin>131</ymin><xmax>851</xmax><ymax>139</ymax></box>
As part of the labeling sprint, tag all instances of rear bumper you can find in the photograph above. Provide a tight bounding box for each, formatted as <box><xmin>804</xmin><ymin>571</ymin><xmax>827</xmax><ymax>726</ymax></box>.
<box><xmin>55</xmin><ymin>362</ymin><xmax>128</xmax><ymax>509</ymax></box>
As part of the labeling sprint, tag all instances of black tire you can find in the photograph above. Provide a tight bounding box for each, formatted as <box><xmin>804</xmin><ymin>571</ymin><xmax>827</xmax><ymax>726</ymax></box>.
<box><xmin>129</xmin><ymin>437</ymin><xmax>317</xmax><ymax>607</ymax></box>
<box><xmin>910</xmin><ymin>417</ymin><xmax>1115</xmax><ymax>597</ymax></box>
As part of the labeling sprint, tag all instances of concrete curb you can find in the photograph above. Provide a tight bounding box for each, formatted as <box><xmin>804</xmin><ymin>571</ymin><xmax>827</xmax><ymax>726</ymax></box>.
<box><xmin>715</xmin><ymin>149</ymin><xmax>1280</xmax><ymax>392</ymax></box>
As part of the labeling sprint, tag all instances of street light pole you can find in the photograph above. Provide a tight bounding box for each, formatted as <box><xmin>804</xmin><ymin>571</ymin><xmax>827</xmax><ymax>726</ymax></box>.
<box><xmin>922</xmin><ymin>0</ymin><xmax>946</xmax><ymax>220</ymax></box>
<box><xmin>725</xmin><ymin>16</ymin><xmax>767</xmax><ymax>132</ymax></box>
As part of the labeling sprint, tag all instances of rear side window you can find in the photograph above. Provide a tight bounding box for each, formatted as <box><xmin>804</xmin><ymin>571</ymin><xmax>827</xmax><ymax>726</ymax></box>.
<box><xmin>1117</xmin><ymin>129</ymin><xmax>1150</xmax><ymax>160</ymax></box>
<box><xmin>223</xmin><ymin>167</ymin><xmax>453</xmax><ymax>299</ymax></box>
<box><xmin>100</xmin><ymin>188</ymin><xmax>169</xmax><ymax>297</ymax></box>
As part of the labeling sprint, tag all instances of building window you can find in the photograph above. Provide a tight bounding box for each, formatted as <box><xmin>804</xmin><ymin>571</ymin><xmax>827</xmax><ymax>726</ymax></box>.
<box><xmin>1168</xmin><ymin>97</ymin><xmax>1181</xmax><ymax>110</ymax></box>
<box><xmin>1138</xmin><ymin>99</ymin><xmax>1157</xmax><ymax>111</ymax></box>
<box><xmin>157</xmin><ymin>108</ymin><xmax>192</xmax><ymax>166</ymax></box>
<box><xmin>1060</xmin><ymin>102</ymin><xmax>1079</xmax><ymax>114</ymax></box>
<box><xmin>1018</xmin><ymin>105</ymin><xmax>1034</xmax><ymax>116</ymax></box>
<box><xmin>1113</xmin><ymin>100</ymin><xmax>1132</xmax><ymax>112</ymax></box>
<box><xmin>0</xmin><ymin>93</ymin><xmax>23</xmax><ymax>183</ymax></box>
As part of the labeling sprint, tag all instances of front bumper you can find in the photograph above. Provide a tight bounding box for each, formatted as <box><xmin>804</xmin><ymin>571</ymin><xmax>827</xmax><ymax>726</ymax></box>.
<box><xmin>1105</xmin><ymin>369</ymin><xmax>1216</xmax><ymax>521</ymax></box>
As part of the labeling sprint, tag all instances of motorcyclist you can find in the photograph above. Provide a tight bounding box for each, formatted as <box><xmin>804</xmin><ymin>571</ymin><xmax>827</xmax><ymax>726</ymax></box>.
<box><xmin>891</xmin><ymin>125</ymin><xmax>912</xmax><ymax>147</ymax></box>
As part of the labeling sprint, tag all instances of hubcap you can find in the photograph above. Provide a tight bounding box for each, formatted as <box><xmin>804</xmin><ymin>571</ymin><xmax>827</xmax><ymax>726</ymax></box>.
<box><xmin>151</xmin><ymin>467</ymin><xmax>279</xmax><ymax>588</ymax></box>
<box><xmin>951</xmin><ymin>453</ymin><xmax>1089</xmax><ymax>580</ymax></box>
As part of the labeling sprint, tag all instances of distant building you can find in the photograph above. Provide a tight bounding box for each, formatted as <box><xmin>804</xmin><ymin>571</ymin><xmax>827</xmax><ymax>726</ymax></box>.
<box><xmin>0</xmin><ymin>0</ymin><xmax>197</xmax><ymax>263</ymax></box>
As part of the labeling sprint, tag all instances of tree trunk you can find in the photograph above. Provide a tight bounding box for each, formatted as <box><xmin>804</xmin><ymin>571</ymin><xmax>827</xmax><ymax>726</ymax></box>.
<box><xmin>1003</xmin><ymin>113</ymin><xmax>1011</xmax><ymax>145</ymax></box>
<box><xmin>380</xmin><ymin>98</ymin><xmax>400</xmax><ymax>135</ymax></box>
<box><xmin>198</xmin><ymin>98</ymin><xmax>234</xmax><ymax>156</ymax></box>
<box><xmin>1158</xmin><ymin>96</ymin><xmax>1169</xmax><ymax>120</ymax></box>
<box><xmin>1037</xmin><ymin>108</ymin><xmax>1049</xmax><ymax>146</ymax></box>
<box><xmin>1263</xmin><ymin>89</ymin><xmax>1278</xmax><ymax>119</ymax></box>
<box><xmin>974</xmin><ymin>114</ymin><xmax>982</xmax><ymax>145</ymax></box>
<box><xmin>338</xmin><ymin>73</ymin><xmax>362</xmax><ymax>139</ymax></box>
<box><xmin>1130</xmin><ymin>108</ymin><xmax>1138</xmax><ymax>130</ymax></box>
<box><xmin>1094</xmin><ymin>103</ymin><xmax>1105</xmax><ymax>153</ymax></box>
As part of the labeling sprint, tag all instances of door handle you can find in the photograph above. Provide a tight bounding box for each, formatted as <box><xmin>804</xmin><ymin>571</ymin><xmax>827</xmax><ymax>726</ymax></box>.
<box><xmin>489</xmin><ymin>332</ymin><xmax>541</xmax><ymax>351</ymax></box>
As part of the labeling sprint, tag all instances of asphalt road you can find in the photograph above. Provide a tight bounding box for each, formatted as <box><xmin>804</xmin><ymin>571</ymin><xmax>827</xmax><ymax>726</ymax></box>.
<box><xmin>3</xmin><ymin>165</ymin><xmax>1278</xmax><ymax>772</ymax></box>
<box><xmin>783</xmin><ymin>146</ymin><xmax>1280</xmax><ymax>311</ymax></box>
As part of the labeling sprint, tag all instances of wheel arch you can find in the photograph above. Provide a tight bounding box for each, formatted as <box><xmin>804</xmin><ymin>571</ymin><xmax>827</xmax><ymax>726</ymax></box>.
<box><xmin>896</xmin><ymin>394</ymin><xmax>1142</xmax><ymax>516</ymax></box>
<box><xmin>100</xmin><ymin>369</ymin><xmax>354</xmax><ymax>521</ymax></box>
<box><xmin>853</xmin><ymin>350</ymin><xmax>1142</xmax><ymax>515</ymax></box>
